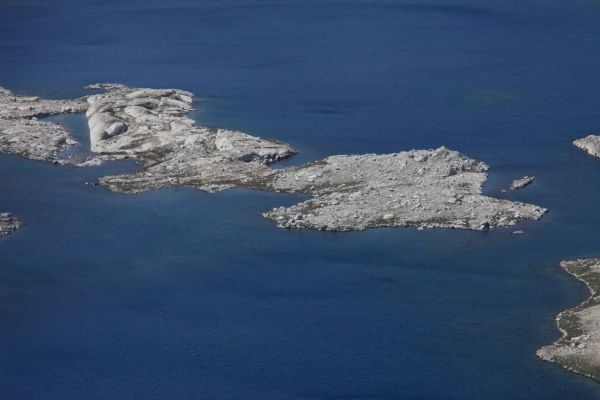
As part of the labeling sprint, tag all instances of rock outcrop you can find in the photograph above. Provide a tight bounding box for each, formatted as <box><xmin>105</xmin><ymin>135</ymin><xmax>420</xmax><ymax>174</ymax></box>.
<box><xmin>0</xmin><ymin>212</ymin><xmax>21</xmax><ymax>236</ymax></box>
<box><xmin>0</xmin><ymin>86</ymin><xmax>87</xmax><ymax>161</ymax></box>
<box><xmin>574</xmin><ymin>135</ymin><xmax>600</xmax><ymax>158</ymax></box>
<box><xmin>538</xmin><ymin>259</ymin><xmax>600</xmax><ymax>382</ymax></box>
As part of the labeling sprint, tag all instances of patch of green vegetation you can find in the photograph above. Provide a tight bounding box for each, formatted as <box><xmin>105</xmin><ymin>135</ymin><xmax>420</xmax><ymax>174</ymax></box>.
<box><xmin>556</xmin><ymin>311</ymin><xmax>584</xmax><ymax>342</ymax></box>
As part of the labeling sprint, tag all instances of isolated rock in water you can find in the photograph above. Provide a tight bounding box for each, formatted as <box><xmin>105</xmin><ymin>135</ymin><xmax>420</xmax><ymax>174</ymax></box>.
<box><xmin>511</xmin><ymin>176</ymin><xmax>535</xmax><ymax>190</ymax></box>
<box><xmin>0</xmin><ymin>87</ymin><xmax>86</xmax><ymax>161</ymax></box>
<box><xmin>0</xmin><ymin>212</ymin><xmax>21</xmax><ymax>236</ymax></box>
<box><xmin>574</xmin><ymin>135</ymin><xmax>600</xmax><ymax>158</ymax></box>
<box><xmin>537</xmin><ymin>259</ymin><xmax>600</xmax><ymax>382</ymax></box>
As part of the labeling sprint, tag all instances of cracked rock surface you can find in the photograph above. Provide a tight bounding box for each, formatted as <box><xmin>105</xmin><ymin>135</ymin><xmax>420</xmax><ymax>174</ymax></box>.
<box><xmin>574</xmin><ymin>135</ymin><xmax>600</xmax><ymax>158</ymax></box>
<box><xmin>537</xmin><ymin>259</ymin><xmax>600</xmax><ymax>382</ymax></box>
<box><xmin>0</xmin><ymin>83</ymin><xmax>547</xmax><ymax>231</ymax></box>
<box><xmin>0</xmin><ymin>212</ymin><xmax>21</xmax><ymax>236</ymax></box>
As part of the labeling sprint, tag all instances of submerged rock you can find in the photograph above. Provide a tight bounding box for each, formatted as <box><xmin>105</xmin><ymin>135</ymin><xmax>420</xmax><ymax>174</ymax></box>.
<box><xmin>574</xmin><ymin>135</ymin><xmax>600</xmax><ymax>158</ymax></box>
<box><xmin>0</xmin><ymin>212</ymin><xmax>21</xmax><ymax>236</ymax></box>
<box><xmin>537</xmin><ymin>258</ymin><xmax>600</xmax><ymax>382</ymax></box>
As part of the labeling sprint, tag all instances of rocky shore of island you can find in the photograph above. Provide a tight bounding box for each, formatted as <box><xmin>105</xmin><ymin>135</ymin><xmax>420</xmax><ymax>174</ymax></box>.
<box><xmin>0</xmin><ymin>83</ymin><xmax>548</xmax><ymax>232</ymax></box>
<box><xmin>537</xmin><ymin>258</ymin><xmax>600</xmax><ymax>382</ymax></box>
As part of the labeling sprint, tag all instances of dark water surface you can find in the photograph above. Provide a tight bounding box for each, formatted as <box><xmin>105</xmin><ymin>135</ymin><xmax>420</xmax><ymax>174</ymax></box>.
<box><xmin>2</xmin><ymin>1</ymin><xmax>600</xmax><ymax>398</ymax></box>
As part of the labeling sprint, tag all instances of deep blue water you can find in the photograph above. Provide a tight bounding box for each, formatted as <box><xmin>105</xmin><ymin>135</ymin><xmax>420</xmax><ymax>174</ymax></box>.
<box><xmin>1</xmin><ymin>0</ymin><xmax>600</xmax><ymax>398</ymax></box>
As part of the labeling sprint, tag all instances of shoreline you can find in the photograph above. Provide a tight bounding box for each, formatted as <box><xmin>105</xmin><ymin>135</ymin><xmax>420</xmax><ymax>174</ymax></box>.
<box><xmin>537</xmin><ymin>259</ymin><xmax>600</xmax><ymax>381</ymax></box>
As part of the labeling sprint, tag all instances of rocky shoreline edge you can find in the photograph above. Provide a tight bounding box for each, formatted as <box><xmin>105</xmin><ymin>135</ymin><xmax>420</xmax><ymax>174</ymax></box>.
<box><xmin>538</xmin><ymin>259</ymin><xmax>600</xmax><ymax>381</ymax></box>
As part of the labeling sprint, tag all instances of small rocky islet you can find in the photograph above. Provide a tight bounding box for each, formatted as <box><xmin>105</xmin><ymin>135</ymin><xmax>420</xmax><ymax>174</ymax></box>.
<box><xmin>0</xmin><ymin>83</ymin><xmax>547</xmax><ymax>233</ymax></box>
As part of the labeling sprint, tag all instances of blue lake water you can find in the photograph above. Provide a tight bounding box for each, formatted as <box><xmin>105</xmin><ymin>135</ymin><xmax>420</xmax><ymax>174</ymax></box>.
<box><xmin>2</xmin><ymin>0</ymin><xmax>600</xmax><ymax>398</ymax></box>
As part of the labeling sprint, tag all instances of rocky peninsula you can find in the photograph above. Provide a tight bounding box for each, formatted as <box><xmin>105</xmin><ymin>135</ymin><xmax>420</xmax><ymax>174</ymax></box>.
<box><xmin>0</xmin><ymin>87</ymin><xmax>86</xmax><ymax>161</ymax></box>
<box><xmin>538</xmin><ymin>259</ymin><xmax>600</xmax><ymax>381</ymax></box>
<box><xmin>0</xmin><ymin>83</ymin><xmax>548</xmax><ymax>231</ymax></box>
<box><xmin>574</xmin><ymin>135</ymin><xmax>600</xmax><ymax>158</ymax></box>
<box><xmin>0</xmin><ymin>212</ymin><xmax>21</xmax><ymax>236</ymax></box>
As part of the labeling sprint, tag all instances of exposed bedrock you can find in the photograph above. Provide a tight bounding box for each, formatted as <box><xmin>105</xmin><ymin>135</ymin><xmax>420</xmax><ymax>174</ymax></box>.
<box><xmin>0</xmin><ymin>212</ymin><xmax>21</xmax><ymax>236</ymax></box>
<box><xmin>0</xmin><ymin>86</ymin><xmax>87</xmax><ymax>161</ymax></box>
<box><xmin>574</xmin><ymin>135</ymin><xmax>600</xmax><ymax>158</ymax></box>
<box><xmin>538</xmin><ymin>259</ymin><xmax>600</xmax><ymax>382</ymax></box>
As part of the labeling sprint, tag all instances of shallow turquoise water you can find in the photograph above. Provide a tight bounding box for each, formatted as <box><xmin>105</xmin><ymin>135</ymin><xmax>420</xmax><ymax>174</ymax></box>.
<box><xmin>2</xmin><ymin>1</ymin><xmax>600</xmax><ymax>399</ymax></box>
